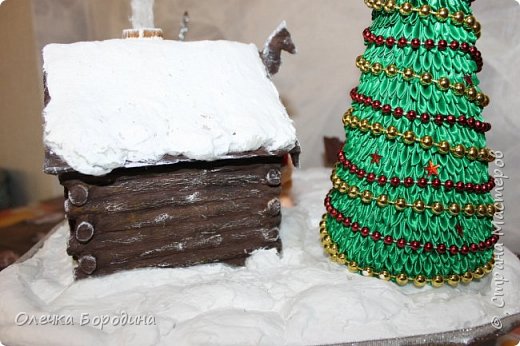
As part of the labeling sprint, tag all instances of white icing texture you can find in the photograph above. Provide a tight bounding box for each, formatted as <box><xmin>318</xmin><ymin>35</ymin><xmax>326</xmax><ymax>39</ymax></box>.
<box><xmin>0</xmin><ymin>169</ymin><xmax>519</xmax><ymax>345</ymax></box>
<box><xmin>43</xmin><ymin>39</ymin><xmax>296</xmax><ymax>176</ymax></box>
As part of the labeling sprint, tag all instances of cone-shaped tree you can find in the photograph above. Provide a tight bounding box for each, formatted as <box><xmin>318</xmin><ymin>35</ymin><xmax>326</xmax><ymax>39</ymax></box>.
<box><xmin>320</xmin><ymin>0</ymin><xmax>498</xmax><ymax>288</ymax></box>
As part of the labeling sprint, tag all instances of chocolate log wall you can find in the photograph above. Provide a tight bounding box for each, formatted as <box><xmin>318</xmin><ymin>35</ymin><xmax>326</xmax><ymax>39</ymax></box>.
<box><xmin>59</xmin><ymin>157</ymin><xmax>284</xmax><ymax>279</ymax></box>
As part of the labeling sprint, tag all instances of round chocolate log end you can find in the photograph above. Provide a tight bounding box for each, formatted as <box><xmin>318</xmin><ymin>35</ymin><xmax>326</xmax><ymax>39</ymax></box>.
<box><xmin>78</xmin><ymin>255</ymin><xmax>97</xmax><ymax>275</ymax></box>
<box><xmin>68</xmin><ymin>184</ymin><xmax>89</xmax><ymax>207</ymax></box>
<box><xmin>75</xmin><ymin>222</ymin><xmax>95</xmax><ymax>244</ymax></box>
<box><xmin>266</xmin><ymin>198</ymin><xmax>281</xmax><ymax>216</ymax></box>
<box><xmin>266</xmin><ymin>169</ymin><xmax>282</xmax><ymax>186</ymax></box>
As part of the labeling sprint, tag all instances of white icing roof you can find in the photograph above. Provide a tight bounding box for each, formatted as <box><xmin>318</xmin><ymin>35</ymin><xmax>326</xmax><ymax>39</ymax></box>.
<box><xmin>42</xmin><ymin>39</ymin><xmax>297</xmax><ymax>176</ymax></box>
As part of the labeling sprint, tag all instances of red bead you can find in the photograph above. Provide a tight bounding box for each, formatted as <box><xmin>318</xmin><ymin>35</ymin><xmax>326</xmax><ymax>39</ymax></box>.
<box><xmin>352</xmin><ymin>222</ymin><xmax>360</xmax><ymax>232</ymax></box>
<box><xmin>382</xmin><ymin>104</ymin><xmax>392</xmax><ymax>114</ymax></box>
<box><xmin>367</xmin><ymin>173</ymin><xmax>376</xmax><ymax>183</ymax></box>
<box><xmin>475</xmin><ymin>120</ymin><xmax>482</xmax><ymax>129</ymax></box>
<box><xmin>437</xmin><ymin>244</ymin><xmax>447</xmax><ymax>254</ymax></box>
<box><xmin>420</xmin><ymin>113</ymin><xmax>430</xmax><ymax>123</ymax></box>
<box><xmin>417</xmin><ymin>178</ymin><xmax>428</xmax><ymax>188</ymax></box>
<box><xmin>358</xmin><ymin>95</ymin><xmax>366</xmax><ymax>104</ymax></box>
<box><xmin>350</xmin><ymin>164</ymin><xmax>358</xmax><ymax>174</ymax></box>
<box><xmin>450</xmin><ymin>41</ymin><xmax>460</xmax><ymax>50</ymax></box>
<box><xmin>386</xmin><ymin>37</ymin><xmax>396</xmax><ymax>47</ymax></box>
<box><xmin>344</xmin><ymin>160</ymin><xmax>352</xmax><ymax>169</ymax></box>
<box><xmin>343</xmin><ymin>217</ymin><xmax>352</xmax><ymax>227</ymax></box>
<box><xmin>371</xmin><ymin>231</ymin><xmax>381</xmax><ymax>241</ymax></box>
<box><xmin>445</xmin><ymin>180</ymin><xmax>454</xmax><ymax>190</ymax></box>
<box><xmin>460</xmin><ymin>42</ymin><xmax>470</xmax><ymax>52</ymax></box>
<box><xmin>337</xmin><ymin>213</ymin><xmax>344</xmax><ymax>222</ymax></box>
<box><xmin>357</xmin><ymin>169</ymin><xmax>366</xmax><ymax>179</ymax></box>
<box><xmin>361</xmin><ymin>227</ymin><xmax>370</xmax><ymax>237</ymax></box>
<box><xmin>492</xmin><ymin>235</ymin><xmax>499</xmax><ymax>243</ymax></box>
<box><xmin>470</xmin><ymin>243</ymin><xmax>478</xmax><ymax>252</ymax></box>
<box><xmin>461</xmin><ymin>245</ymin><xmax>470</xmax><ymax>255</ymax></box>
<box><xmin>446</xmin><ymin>115</ymin><xmax>456</xmax><ymax>125</ymax></box>
<box><xmin>458</xmin><ymin>115</ymin><xmax>467</xmax><ymax>125</ymax></box>
<box><xmin>390</xmin><ymin>177</ymin><xmax>400</xmax><ymax>187</ymax></box>
<box><xmin>479</xmin><ymin>241</ymin><xmax>486</xmax><ymax>250</ymax></box>
<box><xmin>378</xmin><ymin>176</ymin><xmax>387</xmax><ymax>186</ymax></box>
<box><xmin>394</xmin><ymin>107</ymin><xmax>404</xmax><ymax>118</ymax></box>
<box><xmin>372</xmin><ymin>100</ymin><xmax>382</xmax><ymax>110</ymax></box>
<box><xmin>485</xmin><ymin>239</ymin><xmax>492</xmax><ymax>249</ymax></box>
<box><xmin>410</xmin><ymin>241</ymin><xmax>421</xmax><ymax>251</ymax></box>
<box><xmin>404</xmin><ymin>177</ymin><xmax>414</xmax><ymax>187</ymax></box>
<box><xmin>331</xmin><ymin>209</ymin><xmax>338</xmax><ymax>217</ymax></box>
<box><xmin>376</xmin><ymin>35</ymin><xmax>384</xmax><ymax>45</ymax></box>
<box><xmin>398</xmin><ymin>37</ymin><xmax>408</xmax><ymax>47</ymax></box>
<box><xmin>424</xmin><ymin>39</ymin><xmax>435</xmax><ymax>49</ymax></box>
<box><xmin>370</xmin><ymin>33</ymin><xmax>376</xmax><ymax>42</ymax></box>
<box><xmin>467</xmin><ymin>117</ymin><xmax>475</xmax><ymax>127</ymax></box>
<box><xmin>434</xmin><ymin>114</ymin><xmax>444</xmax><ymax>125</ymax></box>
<box><xmin>465</xmin><ymin>183</ymin><xmax>474</xmax><ymax>192</ymax></box>
<box><xmin>363</xmin><ymin>28</ymin><xmax>371</xmax><ymax>41</ymax></box>
<box><xmin>432</xmin><ymin>179</ymin><xmax>441</xmax><ymax>189</ymax></box>
<box><xmin>486</xmin><ymin>182</ymin><xmax>494</xmax><ymax>192</ymax></box>
<box><xmin>424</xmin><ymin>242</ymin><xmax>434</xmax><ymax>252</ymax></box>
<box><xmin>449</xmin><ymin>245</ymin><xmax>459</xmax><ymax>255</ymax></box>
<box><xmin>455</xmin><ymin>182</ymin><xmax>465</xmax><ymax>192</ymax></box>
<box><xmin>406</xmin><ymin>110</ymin><xmax>417</xmax><ymax>121</ymax></box>
<box><xmin>474</xmin><ymin>184</ymin><xmax>482</xmax><ymax>194</ymax></box>
<box><xmin>411</xmin><ymin>38</ymin><xmax>421</xmax><ymax>49</ymax></box>
<box><xmin>469</xmin><ymin>46</ymin><xmax>477</xmax><ymax>55</ymax></box>
<box><xmin>438</xmin><ymin>40</ymin><xmax>448</xmax><ymax>50</ymax></box>
<box><xmin>397</xmin><ymin>238</ymin><xmax>406</xmax><ymax>248</ymax></box>
<box><xmin>384</xmin><ymin>235</ymin><xmax>393</xmax><ymax>245</ymax></box>
<box><xmin>364</xmin><ymin>97</ymin><xmax>373</xmax><ymax>106</ymax></box>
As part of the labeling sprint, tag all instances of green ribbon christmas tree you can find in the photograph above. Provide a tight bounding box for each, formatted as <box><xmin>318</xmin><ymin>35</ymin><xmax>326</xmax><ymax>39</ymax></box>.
<box><xmin>320</xmin><ymin>0</ymin><xmax>498</xmax><ymax>287</ymax></box>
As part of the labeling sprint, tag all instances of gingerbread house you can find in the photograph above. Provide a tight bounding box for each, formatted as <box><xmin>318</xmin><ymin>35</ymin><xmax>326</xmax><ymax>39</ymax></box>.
<box><xmin>42</xmin><ymin>28</ymin><xmax>298</xmax><ymax>279</ymax></box>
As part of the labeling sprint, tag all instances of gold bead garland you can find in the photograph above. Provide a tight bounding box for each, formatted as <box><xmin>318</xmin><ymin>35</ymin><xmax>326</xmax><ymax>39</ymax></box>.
<box><xmin>330</xmin><ymin>171</ymin><xmax>496</xmax><ymax>218</ymax></box>
<box><xmin>363</xmin><ymin>0</ymin><xmax>481</xmax><ymax>37</ymax></box>
<box><xmin>319</xmin><ymin>214</ymin><xmax>495</xmax><ymax>288</ymax></box>
<box><xmin>342</xmin><ymin>109</ymin><xmax>495</xmax><ymax>163</ymax></box>
<box><xmin>355</xmin><ymin>56</ymin><xmax>490</xmax><ymax>107</ymax></box>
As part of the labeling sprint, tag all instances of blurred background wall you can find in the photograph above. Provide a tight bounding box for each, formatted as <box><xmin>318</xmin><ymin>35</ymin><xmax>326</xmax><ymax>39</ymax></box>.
<box><xmin>1</xmin><ymin>0</ymin><xmax>519</xmax><ymax>251</ymax></box>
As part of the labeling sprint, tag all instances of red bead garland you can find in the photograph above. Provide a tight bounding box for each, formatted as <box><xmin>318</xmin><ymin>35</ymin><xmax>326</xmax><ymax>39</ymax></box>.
<box><xmin>337</xmin><ymin>150</ymin><xmax>495</xmax><ymax>194</ymax></box>
<box><xmin>324</xmin><ymin>195</ymin><xmax>499</xmax><ymax>256</ymax></box>
<box><xmin>363</xmin><ymin>28</ymin><xmax>484</xmax><ymax>72</ymax></box>
<box><xmin>350</xmin><ymin>87</ymin><xmax>492</xmax><ymax>133</ymax></box>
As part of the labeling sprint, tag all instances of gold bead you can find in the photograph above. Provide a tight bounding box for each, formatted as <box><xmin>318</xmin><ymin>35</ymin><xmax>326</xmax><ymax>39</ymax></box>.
<box><xmin>348</xmin><ymin>186</ymin><xmax>360</xmax><ymax>199</ymax></box>
<box><xmin>403</xmin><ymin>131</ymin><xmax>416</xmax><ymax>144</ymax></box>
<box><xmin>322</xmin><ymin>235</ymin><xmax>332</xmax><ymax>246</ymax></box>
<box><xmin>372</xmin><ymin>122</ymin><xmax>384</xmax><ymax>136</ymax></box>
<box><xmin>348</xmin><ymin>261</ymin><xmax>359</xmax><ymax>273</ymax></box>
<box><xmin>396</xmin><ymin>273</ymin><xmax>409</xmax><ymax>286</ymax></box>
<box><xmin>403</xmin><ymin>68</ymin><xmax>415</xmax><ymax>80</ymax></box>
<box><xmin>453</xmin><ymin>83</ymin><xmax>465</xmax><ymax>95</ymax></box>
<box><xmin>420</xmin><ymin>72</ymin><xmax>433</xmax><ymax>85</ymax></box>
<box><xmin>452</xmin><ymin>144</ymin><xmax>466</xmax><ymax>158</ymax></box>
<box><xmin>362</xmin><ymin>267</ymin><xmax>374</xmax><ymax>277</ymax></box>
<box><xmin>350</xmin><ymin>116</ymin><xmax>359</xmax><ymax>128</ymax></box>
<box><xmin>371</xmin><ymin>62</ymin><xmax>383</xmax><ymax>75</ymax></box>
<box><xmin>361</xmin><ymin>190</ymin><xmax>373</xmax><ymax>204</ymax></box>
<box><xmin>466</xmin><ymin>87</ymin><xmax>478</xmax><ymax>101</ymax></box>
<box><xmin>483</xmin><ymin>262</ymin><xmax>493</xmax><ymax>274</ymax></box>
<box><xmin>386</xmin><ymin>126</ymin><xmax>399</xmax><ymax>140</ymax></box>
<box><xmin>364</xmin><ymin>0</ymin><xmax>375</xmax><ymax>9</ymax></box>
<box><xmin>413</xmin><ymin>200</ymin><xmax>426</xmax><ymax>213</ymax></box>
<box><xmin>361</xmin><ymin>61</ymin><xmax>371</xmax><ymax>73</ymax></box>
<box><xmin>420</xmin><ymin>135</ymin><xmax>434</xmax><ymax>149</ymax></box>
<box><xmin>319</xmin><ymin>229</ymin><xmax>328</xmax><ymax>238</ymax></box>
<box><xmin>327</xmin><ymin>244</ymin><xmax>339</xmax><ymax>256</ymax></box>
<box><xmin>432</xmin><ymin>275</ymin><xmax>445</xmax><ymax>288</ymax></box>
<box><xmin>395</xmin><ymin>198</ymin><xmax>407</xmax><ymax>211</ymax></box>
<box><xmin>379</xmin><ymin>270</ymin><xmax>391</xmax><ymax>281</ymax></box>
<box><xmin>448</xmin><ymin>274</ymin><xmax>460</xmax><ymax>287</ymax></box>
<box><xmin>399</xmin><ymin>2</ymin><xmax>413</xmax><ymax>15</ymax></box>
<box><xmin>360</xmin><ymin>119</ymin><xmax>370</xmax><ymax>132</ymax></box>
<box><xmin>337</xmin><ymin>253</ymin><xmax>347</xmax><ymax>265</ymax></box>
<box><xmin>438</xmin><ymin>77</ymin><xmax>450</xmax><ymax>90</ymax></box>
<box><xmin>473</xmin><ymin>21</ymin><xmax>481</xmax><ymax>34</ymax></box>
<box><xmin>472</xmin><ymin>267</ymin><xmax>485</xmax><ymax>279</ymax></box>
<box><xmin>475</xmin><ymin>92</ymin><xmax>485</xmax><ymax>104</ymax></box>
<box><xmin>449</xmin><ymin>203</ymin><xmax>461</xmax><ymax>216</ymax></box>
<box><xmin>355</xmin><ymin>55</ymin><xmax>364</xmax><ymax>67</ymax></box>
<box><xmin>467</xmin><ymin>146</ymin><xmax>479</xmax><ymax>161</ymax></box>
<box><xmin>377</xmin><ymin>194</ymin><xmax>389</xmax><ymax>207</ymax></box>
<box><xmin>432</xmin><ymin>202</ymin><xmax>444</xmax><ymax>215</ymax></box>
<box><xmin>373</xmin><ymin>0</ymin><xmax>384</xmax><ymax>10</ymax></box>
<box><xmin>384</xmin><ymin>0</ymin><xmax>396</xmax><ymax>12</ymax></box>
<box><xmin>464</xmin><ymin>15</ymin><xmax>476</xmax><ymax>28</ymax></box>
<box><xmin>385</xmin><ymin>64</ymin><xmax>398</xmax><ymax>77</ymax></box>
<box><xmin>438</xmin><ymin>141</ymin><xmax>450</xmax><ymax>154</ymax></box>
<box><xmin>482</xmin><ymin>94</ymin><xmax>490</xmax><ymax>107</ymax></box>
<box><xmin>487</xmin><ymin>204</ymin><xmax>496</xmax><ymax>217</ymax></box>
<box><xmin>461</xmin><ymin>272</ymin><xmax>473</xmax><ymax>284</ymax></box>
<box><xmin>419</xmin><ymin>4</ymin><xmax>431</xmax><ymax>16</ymax></box>
<box><xmin>477</xmin><ymin>204</ymin><xmax>487</xmax><ymax>217</ymax></box>
<box><xmin>339</xmin><ymin>182</ymin><xmax>349</xmax><ymax>193</ymax></box>
<box><xmin>464</xmin><ymin>204</ymin><xmax>475</xmax><ymax>216</ymax></box>
<box><xmin>319</xmin><ymin>216</ymin><xmax>327</xmax><ymax>228</ymax></box>
<box><xmin>452</xmin><ymin>11</ymin><xmax>465</xmax><ymax>25</ymax></box>
<box><xmin>414</xmin><ymin>275</ymin><xmax>427</xmax><ymax>288</ymax></box>
<box><xmin>478</xmin><ymin>148</ymin><xmax>488</xmax><ymax>161</ymax></box>
<box><xmin>437</xmin><ymin>7</ymin><xmax>449</xmax><ymax>21</ymax></box>
<box><xmin>342</xmin><ymin>114</ymin><xmax>351</xmax><ymax>126</ymax></box>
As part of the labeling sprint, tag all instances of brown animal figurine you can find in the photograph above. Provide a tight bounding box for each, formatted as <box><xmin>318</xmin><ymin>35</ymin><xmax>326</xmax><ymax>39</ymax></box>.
<box><xmin>261</xmin><ymin>21</ymin><xmax>296</xmax><ymax>76</ymax></box>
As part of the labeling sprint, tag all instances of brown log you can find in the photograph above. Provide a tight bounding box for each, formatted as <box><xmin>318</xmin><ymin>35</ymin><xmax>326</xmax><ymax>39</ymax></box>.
<box><xmin>67</xmin><ymin>183</ymin><xmax>89</xmax><ymax>207</ymax></box>
<box><xmin>75</xmin><ymin>221</ymin><xmax>95</xmax><ymax>243</ymax></box>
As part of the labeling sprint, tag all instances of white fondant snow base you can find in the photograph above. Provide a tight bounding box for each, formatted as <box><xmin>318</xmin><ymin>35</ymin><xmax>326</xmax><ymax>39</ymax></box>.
<box><xmin>0</xmin><ymin>169</ymin><xmax>519</xmax><ymax>345</ymax></box>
